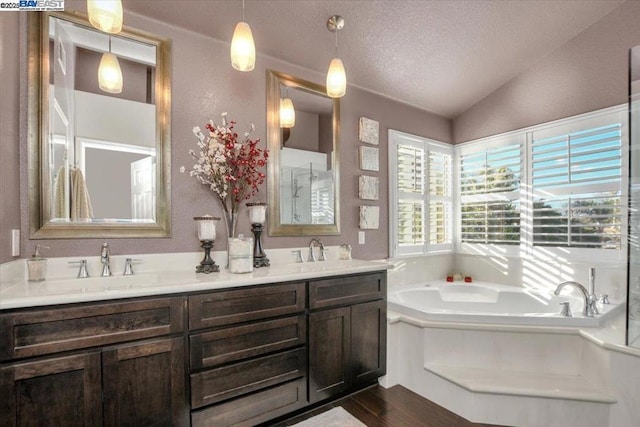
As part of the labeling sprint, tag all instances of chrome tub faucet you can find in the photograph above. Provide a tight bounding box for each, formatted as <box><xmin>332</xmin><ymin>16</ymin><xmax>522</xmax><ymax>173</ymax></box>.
<box><xmin>554</xmin><ymin>281</ymin><xmax>594</xmax><ymax>317</ymax></box>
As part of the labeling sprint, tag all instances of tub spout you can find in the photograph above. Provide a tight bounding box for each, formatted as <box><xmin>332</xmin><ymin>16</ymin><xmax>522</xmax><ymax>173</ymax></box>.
<box><xmin>554</xmin><ymin>281</ymin><xmax>594</xmax><ymax>317</ymax></box>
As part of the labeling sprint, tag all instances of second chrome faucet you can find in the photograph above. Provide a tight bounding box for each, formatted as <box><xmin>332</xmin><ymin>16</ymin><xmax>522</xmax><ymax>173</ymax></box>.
<box><xmin>308</xmin><ymin>238</ymin><xmax>327</xmax><ymax>262</ymax></box>
<box><xmin>554</xmin><ymin>267</ymin><xmax>600</xmax><ymax>318</ymax></box>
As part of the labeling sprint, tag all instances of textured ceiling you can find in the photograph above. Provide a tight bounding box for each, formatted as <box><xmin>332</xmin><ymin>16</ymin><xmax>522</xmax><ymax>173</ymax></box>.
<box><xmin>123</xmin><ymin>0</ymin><xmax>625</xmax><ymax>118</ymax></box>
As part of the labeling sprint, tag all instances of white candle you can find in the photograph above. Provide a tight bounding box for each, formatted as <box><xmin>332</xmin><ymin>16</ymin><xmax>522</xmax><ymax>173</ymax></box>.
<box><xmin>195</xmin><ymin>215</ymin><xmax>217</xmax><ymax>240</ymax></box>
<box><xmin>247</xmin><ymin>203</ymin><xmax>267</xmax><ymax>224</ymax></box>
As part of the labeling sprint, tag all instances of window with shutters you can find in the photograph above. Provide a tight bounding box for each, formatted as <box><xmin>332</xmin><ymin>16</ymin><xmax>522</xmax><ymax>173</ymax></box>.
<box><xmin>455</xmin><ymin>105</ymin><xmax>627</xmax><ymax>261</ymax></box>
<box><xmin>459</xmin><ymin>139</ymin><xmax>522</xmax><ymax>245</ymax></box>
<box><xmin>531</xmin><ymin>117</ymin><xmax>623</xmax><ymax>250</ymax></box>
<box><xmin>389</xmin><ymin>130</ymin><xmax>453</xmax><ymax>256</ymax></box>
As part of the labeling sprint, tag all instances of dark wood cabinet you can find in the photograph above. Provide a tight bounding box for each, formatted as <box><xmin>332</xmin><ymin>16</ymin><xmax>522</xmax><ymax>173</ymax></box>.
<box><xmin>0</xmin><ymin>270</ymin><xmax>387</xmax><ymax>426</ymax></box>
<box><xmin>352</xmin><ymin>299</ymin><xmax>387</xmax><ymax>385</ymax></box>
<box><xmin>308</xmin><ymin>273</ymin><xmax>387</xmax><ymax>404</ymax></box>
<box><xmin>0</xmin><ymin>351</ymin><xmax>102</xmax><ymax>426</ymax></box>
<box><xmin>309</xmin><ymin>307</ymin><xmax>351</xmax><ymax>403</ymax></box>
<box><xmin>0</xmin><ymin>296</ymin><xmax>187</xmax><ymax>427</ymax></box>
<box><xmin>188</xmin><ymin>283</ymin><xmax>309</xmax><ymax>427</ymax></box>
<box><xmin>103</xmin><ymin>337</ymin><xmax>188</xmax><ymax>427</ymax></box>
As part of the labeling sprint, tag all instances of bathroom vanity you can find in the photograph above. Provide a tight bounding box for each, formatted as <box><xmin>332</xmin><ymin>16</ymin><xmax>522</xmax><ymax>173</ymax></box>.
<box><xmin>0</xmin><ymin>262</ymin><xmax>387</xmax><ymax>426</ymax></box>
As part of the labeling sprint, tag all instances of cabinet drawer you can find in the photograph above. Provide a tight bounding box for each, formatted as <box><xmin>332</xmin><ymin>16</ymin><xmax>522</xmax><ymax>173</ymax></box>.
<box><xmin>191</xmin><ymin>378</ymin><xmax>306</xmax><ymax>427</ymax></box>
<box><xmin>189</xmin><ymin>282</ymin><xmax>305</xmax><ymax>330</ymax></box>
<box><xmin>190</xmin><ymin>347</ymin><xmax>306</xmax><ymax>409</ymax></box>
<box><xmin>0</xmin><ymin>297</ymin><xmax>185</xmax><ymax>361</ymax></box>
<box><xmin>309</xmin><ymin>272</ymin><xmax>386</xmax><ymax>310</ymax></box>
<box><xmin>190</xmin><ymin>315</ymin><xmax>306</xmax><ymax>370</ymax></box>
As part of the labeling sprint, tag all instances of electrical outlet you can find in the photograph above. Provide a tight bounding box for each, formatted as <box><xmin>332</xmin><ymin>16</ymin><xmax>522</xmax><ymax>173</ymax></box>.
<box><xmin>358</xmin><ymin>231</ymin><xmax>365</xmax><ymax>245</ymax></box>
<box><xmin>11</xmin><ymin>229</ymin><xmax>20</xmax><ymax>256</ymax></box>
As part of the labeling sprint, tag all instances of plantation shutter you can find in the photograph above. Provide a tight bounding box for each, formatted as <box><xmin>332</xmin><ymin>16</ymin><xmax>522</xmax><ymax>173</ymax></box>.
<box><xmin>389</xmin><ymin>130</ymin><xmax>453</xmax><ymax>256</ymax></box>
<box><xmin>531</xmin><ymin>117</ymin><xmax>623</xmax><ymax>249</ymax></box>
<box><xmin>459</xmin><ymin>141</ymin><xmax>522</xmax><ymax>244</ymax></box>
<box><xmin>397</xmin><ymin>144</ymin><xmax>425</xmax><ymax>248</ymax></box>
<box><xmin>428</xmin><ymin>150</ymin><xmax>452</xmax><ymax>247</ymax></box>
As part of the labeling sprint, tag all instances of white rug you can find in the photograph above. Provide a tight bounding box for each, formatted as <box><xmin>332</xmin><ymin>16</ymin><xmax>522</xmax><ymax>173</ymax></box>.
<box><xmin>290</xmin><ymin>406</ymin><xmax>367</xmax><ymax>427</ymax></box>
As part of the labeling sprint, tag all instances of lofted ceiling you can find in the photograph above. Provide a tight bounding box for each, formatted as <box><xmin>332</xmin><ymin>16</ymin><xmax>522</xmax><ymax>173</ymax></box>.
<box><xmin>124</xmin><ymin>0</ymin><xmax>625</xmax><ymax>119</ymax></box>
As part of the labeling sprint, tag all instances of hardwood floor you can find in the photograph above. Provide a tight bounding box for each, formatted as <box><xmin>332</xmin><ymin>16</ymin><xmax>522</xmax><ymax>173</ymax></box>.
<box><xmin>271</xmin><ymin>385</ymin><xmax>502</xmax><ymax>427</ymax></box>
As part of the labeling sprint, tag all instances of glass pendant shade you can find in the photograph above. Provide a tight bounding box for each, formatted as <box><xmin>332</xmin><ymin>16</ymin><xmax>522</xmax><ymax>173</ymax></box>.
<box><xmin>280</xmin><ymin>98</ymin><xmax>295</xmax><ymax>128</ymax></box>
<box><xmin>326</xmin><ymin>57</ymin><xmax>346</xmax><ymax>98</ymax></box>
<box><xmin>87</xmin><ymin>0</ymin><xmax>123</xmax><ymax>34</ymax></box>
<box><xmin>98</xmin><ymin>52</ymin><xmax>123</xmax><ymax>94</ymax></box>
<box><xmin>230</xmin><ymin>22</ymin><xmax>256</xmax><ymax>72</ymax></box>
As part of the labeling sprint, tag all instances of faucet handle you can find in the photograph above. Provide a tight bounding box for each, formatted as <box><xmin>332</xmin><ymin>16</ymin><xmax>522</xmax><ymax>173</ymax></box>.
<box><xmin>291</xmin><ymin>250</ymin><xmax>304</xmax><ymax>263</ymax></box>
<box><xmin>68</xmin><ymin>260</ymin><xmax>89</xmax><ymax>278</ymax></box>
<box><xmin>559</xmin><ymin>301</ymin><xmax>572</xmax><ymax>317</ymax></box>
<box><xmin>599</xmin><ymin>294</ymin><xmax>610</xmax><ymax>304</ymax></box>
<box><xmin>319</xmin><ymin>248</ymin><xmax>328</xmax><ymax>262</ymax></box>
<box><xmin>123</xmin><ymin>258</ymin><xmax>142</xmax><ymax>276</ymax></box>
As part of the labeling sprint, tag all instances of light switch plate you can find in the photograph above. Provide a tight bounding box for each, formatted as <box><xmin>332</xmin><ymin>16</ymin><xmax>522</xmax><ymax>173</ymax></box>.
<box><xmin>11</xmin><ymin>229</ymin><xmax>19</xmax><ymax>256</ymax></box>
<box><xmin>358</xmin><ymin>231</ymin><xmax>365</xmax><ymax>245</ymax></box>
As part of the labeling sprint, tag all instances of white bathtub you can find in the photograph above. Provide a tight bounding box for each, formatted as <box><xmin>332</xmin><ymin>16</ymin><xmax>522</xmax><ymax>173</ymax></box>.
<box><xmin>388</xmin><ymin>281</ymin><xmax>623</xmax><ymax>327</ymax></box>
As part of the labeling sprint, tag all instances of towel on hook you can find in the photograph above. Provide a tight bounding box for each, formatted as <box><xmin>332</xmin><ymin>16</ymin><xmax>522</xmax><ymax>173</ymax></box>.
<box><xmin>53</xmin><ymin>166</ymin><xmax>67</xmax><ymax>219</ymax></box>
<box><xmin>71</xmin><ymin>168</ymin><xmax>94</xmax><ymax>220</ymax></box>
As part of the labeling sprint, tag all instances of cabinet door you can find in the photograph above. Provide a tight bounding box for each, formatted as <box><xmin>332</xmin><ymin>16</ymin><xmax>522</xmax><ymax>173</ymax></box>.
<box><xmin>308</xmin><ymin>307</ymin><xmax>351</xmax><ymax>403</ymax></box>
<box><xmin>0</xmin><ymin>351</ymin><xmax>102</xmax><ymax>426</ymax></box>
<box><xmin>102</xmin><ymin>336</ymin><xmax>188</xmax><ymax>427</ymax></box>
<box><xmin>351</xmin><ymin>300</ymin><xmax>387</xmax><ymax>385</ymax></box>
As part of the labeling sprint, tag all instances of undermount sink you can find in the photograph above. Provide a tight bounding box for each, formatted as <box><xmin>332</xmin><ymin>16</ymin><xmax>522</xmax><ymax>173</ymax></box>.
<box><xmin>39</xmin><ymin>273</ymin><xmax>164</xmax><ymax>295</ymax></box>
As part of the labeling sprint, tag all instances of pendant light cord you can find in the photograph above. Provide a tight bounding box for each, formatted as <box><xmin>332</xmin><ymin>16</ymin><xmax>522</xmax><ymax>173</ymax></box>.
<box><xmin>335</xmin><ymin>27</ymin><xmax>339</xmax><ymax>56</ymax></box>
<box><xmin>242</xmin><ymin>0</ymin><xmax>245</xmax><ymax>22</ymax></box>
<box><xmin>108</xmin><ymin>36</ymin><xmax>112</xmax><ymax>53</ymax></box>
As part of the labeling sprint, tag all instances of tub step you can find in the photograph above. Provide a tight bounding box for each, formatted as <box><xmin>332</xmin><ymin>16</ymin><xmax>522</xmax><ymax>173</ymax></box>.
<box><xmin>424</xmin><ymin>363</ymin><xmax>616</xmax><ymax>403</ymax></box>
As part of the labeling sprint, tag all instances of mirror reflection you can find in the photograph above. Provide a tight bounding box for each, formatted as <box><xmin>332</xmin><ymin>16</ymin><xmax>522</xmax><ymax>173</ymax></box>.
<box><xmin>267</xmin><ymin>70</ymin><xmax>340</xmax><ymax>236</ymax></box>
<box><xmin>29</xmin><ymin>12</ymin><xmax>171</xmax><ymax>238</ymax></box>
<box><xmin>279</xmin><ymin>84</ymin><xmax>334</xmax><ymax>225</ymax></box>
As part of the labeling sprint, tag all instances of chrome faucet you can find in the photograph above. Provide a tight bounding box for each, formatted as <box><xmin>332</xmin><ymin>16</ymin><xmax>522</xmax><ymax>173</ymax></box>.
<box><xmin>100</xmin><ymin>243</ymin><xmax>112</xmax><ymax>277</ymax></box>
<box><xmin>308</xmin><ymin>238</ymin><xmax>326</xmax><ymax>262</ymax></box>
<box><xmin>554</xmin><ymin>281</ymin><xmax>594</xmax><ymax>317</ymax></box>
<box><xmin>587</xmin><ymin>267</ymin><xmax>599</xmax><ymax>315</ymax></box>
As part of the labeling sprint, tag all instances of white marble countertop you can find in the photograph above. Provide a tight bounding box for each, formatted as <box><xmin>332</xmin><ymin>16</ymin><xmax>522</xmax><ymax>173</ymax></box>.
<box><xmin>0</xmin><ymin>258</ymin><xmax>391</xmax><ymax>310</ymax></box>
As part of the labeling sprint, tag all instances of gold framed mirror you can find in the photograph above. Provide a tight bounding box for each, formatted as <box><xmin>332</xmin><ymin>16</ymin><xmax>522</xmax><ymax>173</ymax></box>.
<box><xmin>266</xmin><ymin>70</ymin><xmax>340</xmax><ymax>236</ymax></box>
<box><xmin>28</xmin><ymin>11</ymin><xmax>171</xmax><ymax>239</ymax></box>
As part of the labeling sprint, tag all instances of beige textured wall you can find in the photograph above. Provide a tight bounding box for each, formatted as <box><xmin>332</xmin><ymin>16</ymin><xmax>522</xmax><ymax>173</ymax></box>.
<box><xmin>2</xmin><ymin>9</ymin><xmax>451</xmax><ymax>263</ymax></box>
<box><xmin>453</xmin><ymin>0</ymin><xmax>640</xmax><ymax>143</ymax></box>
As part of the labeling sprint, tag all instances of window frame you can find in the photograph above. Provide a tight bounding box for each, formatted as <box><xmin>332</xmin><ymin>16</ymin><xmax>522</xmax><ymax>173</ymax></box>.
<box><xmin>389</xmin><ymin>129</ymin><xmax>453</xmax><ymax>258</ymax></box>
<box><xmin>455</xmin><ymin>104</ymin><xmax>629</xmax><ymax>263</ymax></box>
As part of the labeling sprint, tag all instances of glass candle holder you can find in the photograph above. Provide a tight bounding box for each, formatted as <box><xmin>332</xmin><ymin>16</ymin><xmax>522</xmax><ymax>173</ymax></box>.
<box><xmin>194</xmin><ymin>215</ymin><xmax>218</xmax><ymax>241</ymax></box>
<box><xmin>247</xmin><ymin>202</ymin><xmax>267</xmax><ymax>224</ymax></box>
<box><xmin>228</xmin><ymin>235</ymin><xmax>254</xmax><ymax>273</ymax></box>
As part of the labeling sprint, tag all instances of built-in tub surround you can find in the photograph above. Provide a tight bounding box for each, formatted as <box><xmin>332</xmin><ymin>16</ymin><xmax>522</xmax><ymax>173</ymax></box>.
<box><xmin>0</xmin><ymin>247</ymin><xmax>391</xmax><ymax>310</ymax></box>
<box><xmin>388</xmin><ymin>281</ymin><xmax>623</xmax><ymax>327</ymax></box>
<box><xmin>384</xmin><ymin>255</ymin><xmax>640</xmax><ymax>427</ymax></box>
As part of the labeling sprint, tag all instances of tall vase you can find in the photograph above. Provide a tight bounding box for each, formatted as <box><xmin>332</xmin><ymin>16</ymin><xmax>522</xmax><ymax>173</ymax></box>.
<box><xmin>223</xmin><ymin>209</ymin><xmax>238</xmax><ymax>239</ymax></box>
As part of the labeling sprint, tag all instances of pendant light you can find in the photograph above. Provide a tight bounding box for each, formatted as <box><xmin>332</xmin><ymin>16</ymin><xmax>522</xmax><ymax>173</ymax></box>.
<box><xmin>326</xmin><ymin>15</ymin><xmax>346</xmax><ymax>98</ymax></box>
<box><xmin>98</xmin><ymin>37</ymin><xmax>123</xmax><ymax>94</ymax></box>
<box><xmin>87</xmin><ymin>0</ymin><xmax>123</xmax><ymax>34</ymax></box>
<box><xmin>280</xmin><ymin>88</ymin><xmax>295</xmax><ymax>128</ymax></box>
<box><xmin>230</xmin><ymin>0</ymin><xmax>256</xmax><ymax>72</ymax></box>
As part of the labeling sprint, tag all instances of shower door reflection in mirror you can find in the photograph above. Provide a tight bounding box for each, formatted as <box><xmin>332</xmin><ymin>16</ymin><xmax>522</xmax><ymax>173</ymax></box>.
<box><xmin>266</xmin><ymin>70</ymin><xmax>340</xmax><ymax>236</ymax></box>
<box><xmin>628</xmin><ymin>45</ymin><xmax>640</xmax><ymax>348</ymax></box>
<box><xmin>279</xmin><ymin>86</ymin><xmax>335</xmax><ymax>226</ymax></box>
